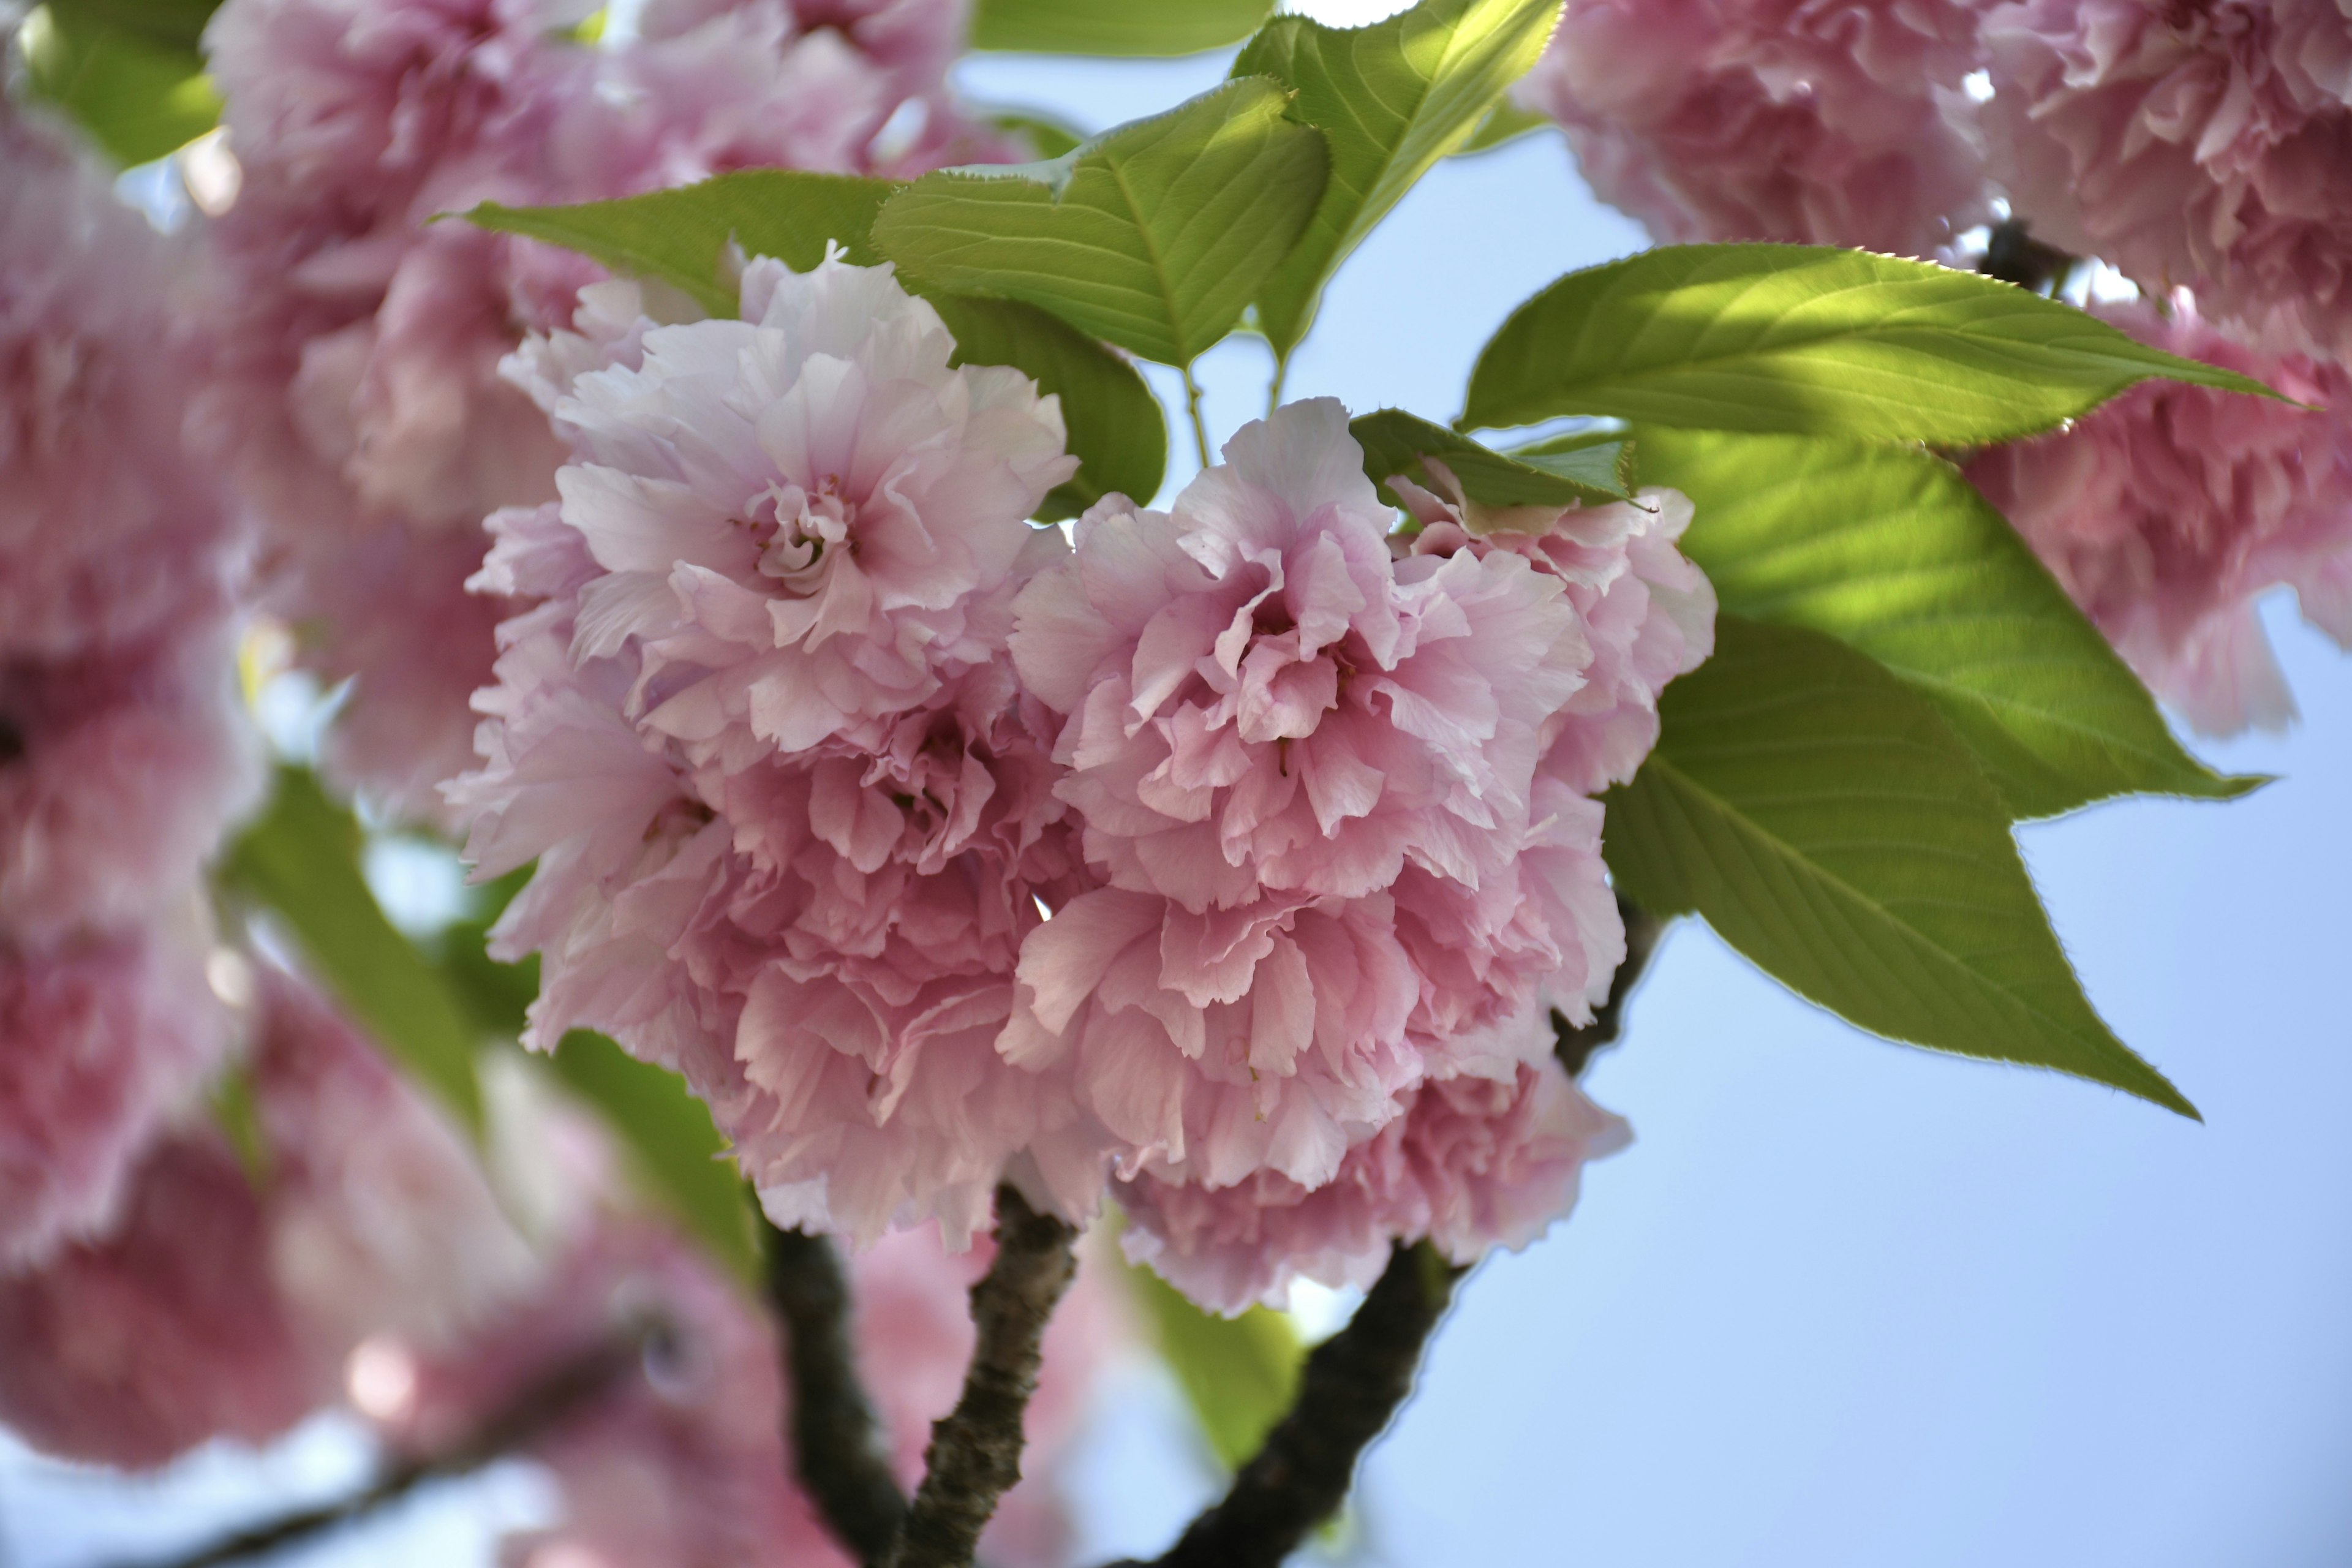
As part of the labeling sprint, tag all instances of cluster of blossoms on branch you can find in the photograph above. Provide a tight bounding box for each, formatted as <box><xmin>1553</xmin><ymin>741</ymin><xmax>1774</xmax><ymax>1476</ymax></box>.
<box><xmin>7</xmin><ymin>0</ymin><xmax>2352</xmax><ymax>1556</ymax></box>
<box><xmin>454</xmin><ymin>255</ymin><xmax>1699</xmax><ymax>1311</ymax></box>
<box><xmin>1517</xmin><ymin>0</ymin><xmax>2352</xmax><ymax>732</ymax></box>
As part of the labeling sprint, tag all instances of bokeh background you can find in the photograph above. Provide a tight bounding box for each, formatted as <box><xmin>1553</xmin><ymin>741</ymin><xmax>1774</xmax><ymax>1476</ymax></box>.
<box><xmin>8</xmin><ymin>7</ymin><xmax>2351</xmax><ymax>1563</ymax></box>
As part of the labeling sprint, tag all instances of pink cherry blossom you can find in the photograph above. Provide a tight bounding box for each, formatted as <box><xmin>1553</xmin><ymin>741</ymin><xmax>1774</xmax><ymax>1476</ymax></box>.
<box><xmin>0</xmin><ymin>933</ymin><xmax>231</xmax><ymax>1272</ymax></box>
<box><xmin>453</xmin><ymin>257</ymin><xmax>1100</xmax><ymax>1243</ymax></box>
<box><xmin>1001</xmin><ymin>404</ymin><xmax>1703</xmax><ymax>1224</ymax></box>
<box><xmin>0</xmin><ymin>1137</ymin><xmax>331</xmax><ymax>1468</ymax></box>
<box><xmin>540</xmin><ymin>251</ymin><xmax>1074</xmax><ymax>764</ymax></box>
<box><xmin>1010</xmin><ymin>398</ymin><xmax>1586</xmax><ymax>914</ymax></box>
<box><xmin>1120</xmin><ymin>1058</ymin><xmax>1631</xmax><ymax>1314</ymax></box>
<box><xmin>1978</xmin><ymin>0</ymin><xmax>2352</xmax><ymax>363</ymax></box>
<box><xmin>1967</xmin><ymin>296</ymin><xmax>2352</xmax><ymax>736</ymax></box>
<box><xmin>1513</xmin><ymin>0</ymin><xmax>1989</xmax><ymax>256</ymax></box>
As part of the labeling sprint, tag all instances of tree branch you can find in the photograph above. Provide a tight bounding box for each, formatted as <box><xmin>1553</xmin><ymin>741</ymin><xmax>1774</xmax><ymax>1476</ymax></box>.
<box><xmin>1978</xmin><ymin>217</ymin><xmax>2081</xmax><ymax>296</ymax></box>
<box><xmin>766</xmin><ymin>1223</ymin><xmax>908</xmax><ymax>1567</ymax></box>
<box><xmin>112</xmin><ymin>1330</ymin><xmax>647</xmax><ymax>1568</ymax></box>
<box><xmin>890</xmin><ymin>1185</ymin><xmax>1080</xmax><ymax>1568</ymax></box>
<box><xmin>1139</xmin><ymin>1240</ymin><xmax>1466</xmax><ymax>1568</ymax></box>
<box><xmin>1555</xmin><ymin>892</ymin><xmax>1665</xmax><ymax>1078</ymax></box>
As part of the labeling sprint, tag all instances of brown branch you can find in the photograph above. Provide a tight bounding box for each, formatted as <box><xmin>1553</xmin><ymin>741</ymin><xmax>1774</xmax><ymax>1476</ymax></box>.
<box><xmin>889</xmin><ymin>1185</ymin><xmax>1079</xmax><ymax>1568</ymax></box>
<box><xmin>1979</xmin><ymin>217</ymin><xmax>2081</xmax><ymax>296</ymax></box>
<box><xmin>1555</xmin><ymin>892</ymin><xmax>1665</xmax><ymax>1078</ymax></box>
<box><xmin>111</xmin><ymin>1330</ymin><xmax>646</xmax><ymax>1568</ymax></box>
<box><xmin>766</xmin><ymin>1222</ymin><xmax>908</xmax><ymax>1566</ymax></box>
<box><xmin>1139</xmin><ymin>1241</ymin><xmax>1467</xmax><ymax>1568</ymax></box>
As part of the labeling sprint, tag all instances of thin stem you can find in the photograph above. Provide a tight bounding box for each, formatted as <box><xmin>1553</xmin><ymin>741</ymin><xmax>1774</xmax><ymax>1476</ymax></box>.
<box><xmin>1554</xmin><ymin>892</ymin><xmax>1666</xmax><ymax>1078</ymax></box>
<box><xmin>1137</xmin><ymin>1241</ymin><xmax>1466</xmax><ymax>1568</ymax></box>
<box><xmin>1182</xmin><ymin>364</ymin><xmax>1213</xmax><ymax>471</ymax></box>
<box><xmin>767</xmin><ymin>1223</ymin><xmax>909</xmax><ymax>1566</ymax></box>
<box><xmin>890</xmin><ymin>1186</ymin><xmax>1080</xmax><ymax>1568</ymax></box>
<box><xmin>116</xmin><ymin>1331</ymin><xmax>647</xmax><ymax>1568</ymax></box>
<box><xmin>1265</xmin><ymin>351</ymin><xmax>1289</xmax><ymax>420</ymax></box>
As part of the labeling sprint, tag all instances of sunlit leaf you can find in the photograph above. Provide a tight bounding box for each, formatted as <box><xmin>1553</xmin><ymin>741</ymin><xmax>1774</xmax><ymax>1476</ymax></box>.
<box><xmin>1125</xmin><ymin>1261</ymin><xmax>1303</xmax><ymax>1469</ymax></box>
<box><xmin>465</xmin><ymin>172</ymin><xmax>1166</xmax><ymax>515</ymax></box>
<box><xmin>23</xmin><ymin>1</ymin><xmax>220</xmax><ymax>167</ymax></box>
<box><xmin>1464</xmin><ymin>244</ymin><xmax>2280</xmax><ymax>440</ymax></box>
<box><xmin>1602</xmin><ymin>617</ymin><xmax>2196</xmax><ymax>1118</ymax></box>
<box><xmin>1235</xmin><ymin>0</ymin><xmax>1561</xmax><ymax>355</ymax></box>
<box><xmin>970</xmin><ymin>0</ymin><xmax>1275</xmax><ymax>56</ymax></box>
<box><xmin>1349</xmin><ymin>407</ymin><xmax>1626</xmax><ymax>526</ymax></box>
<box><xmin>1635</xmin><ymin>428</ymin><xmax>2260</xmax><ymax>818</ymax></box>
<box><xmin>871</xmin><ymin>78</ymin><xmax>1329</xmax><ymax>366</ymax></box>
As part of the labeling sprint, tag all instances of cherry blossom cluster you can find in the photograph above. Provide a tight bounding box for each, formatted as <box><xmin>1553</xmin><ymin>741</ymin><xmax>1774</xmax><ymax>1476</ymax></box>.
<box><xmin>1513</xmin><ymin>0</ymin><xmax>2352</xmax><ymax>736</ymax></box>
<box><xmin>199</xmin><ymin>0</ymin><xmax>1022</xmax><ymax>823</ymax></box>
<box><xmin>452</xmin><ymin>252</ymin><xmax>1712</xmax><ymax>1310</ymax></box>
<box><xmin>0</xmin><ymin>113</ymin><xmax>258</xmax><ymax>1271</ymax></box>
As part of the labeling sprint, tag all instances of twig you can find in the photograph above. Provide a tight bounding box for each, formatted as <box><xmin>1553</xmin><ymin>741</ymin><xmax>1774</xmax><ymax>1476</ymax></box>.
<box><xmin>1555</xmin><ymin>893</ymin><xmax>1665</xmax><ymax>1078</ymax></box>
<box><xmin>767</xmin><ymin>1223</ymin><xmax>908</xmax><ymax>1566</ymax></box>
<box><xmin>1182</xmin><ymin>366</ymin><xmax>1213</xmax><ymax>472</ymax></box>
<box><xmin>115</xmin><ymin>1331</ymin><xmax>646</xmax><ymax>1568</ymax></box>
<box><xmin>890</xmin><ymin>1186</ymin><xmax>1080</xmax><ymax>1568</ymax></box>
<box><xmin>1138</xmin><ymin>1241</ymin><xmax>1467</xmax><ymax>1568</ymax></box>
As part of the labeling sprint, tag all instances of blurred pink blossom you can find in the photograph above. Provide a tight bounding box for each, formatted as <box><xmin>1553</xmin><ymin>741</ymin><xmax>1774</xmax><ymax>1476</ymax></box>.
<box><xmin>0</xmin><ymin>934</ymin><xmax>231</xmax><ymax>1272</ymax></box>
<box><xmin>1120</xmin><ymin>1059</ymin><xmax>1630</xmax><ymax>1314</ymax></box>
<box><xmin>0</xmin><ymin>973</ymin><xmax>575</xmax><ymax>1465</ymax></box>
<box><xmin>0</xmin><ymin>114</ymin><xmax>244</xmax><ymax>664</ymax></box>
<box><xmin>1979</xmin><ymin>0</ymin><xmax>2352</xmax><ymax>363</ymax></box>
<box><xmin>0</xmin><ymin>1137</ymin><xmax>331</xmax><ymax>1468</ymax></box>
<box><xmin>388</xmin><ymin>1218</ymin><xmax>1121</xmax><ymax>1568</ymax></box>
<box><xmin>1967</xmin><ymin>298</ymin><xmax>2352</xmax><ymax>736</ymax></box>
<box><xmin>0</xmin><ymin>631</ymin><xmax>260</xmax><ymax>946</ymax></box>
<box><xmin>1513</xmin><ymin>0</ymin><xmax>1989</xmax><ymax>255</ymax></box>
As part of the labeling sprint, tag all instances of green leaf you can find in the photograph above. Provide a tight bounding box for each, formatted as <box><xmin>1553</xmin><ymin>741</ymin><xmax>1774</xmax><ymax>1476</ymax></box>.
<box><xmin>221</xmin><ymin>766</ymin><xmax>484</xmax><ymax>1132</ymax></box>
<box><xmin>51</xmin><ymin>0</ymin><xmax>222</xmax><ymax>51</ymax></box>
<box><xmin>929</xmin><ymin>294</ymin><xmax>1166</xmax><ymax>517</ymax></box>
<box><xmin>463</xmin><ymin>173</ymin><xmax>1167</xmax><ymax>516</ymax></box>
<box><xmin>970</xmin><ymin>0</ymin><xmax>1274</xmax><ymax>55</ymax></box>
<box><xmin>465</xmin><ymin>170</ymin><xmax>899</xmax><ymax>315</ymax></box>
<box><xmin>1349</xmin><ymin>407</ymin><xmax>1626</xmax><ymax>527</ymax></box>
<box><xmin>546</xmin><ymin>1031</ymin><xmax>762</xmax><ymax>1286</ymax></box>
<box><xmin>1637</xmin><ymin>428</ymin><xmax>2260</xmax><ymax>818</ymax></box>
<box><xmin>987</xmin><ymin>107</ymin><xmax>1087</xmax><ymax>161</ymax></box>
<box><xmin>208</xmin><ymin>1061</ymin><xmax>272</xmax><ymax>1188</ymax></box>
<box><xmin>1462</xmin><ymin>244</ymin><xmax>2281</xmax><ymax>441</ymax></box>
<box><xmin>1235</xmin><ymin>0</ymin><xmax>1561</xmax><ymax>356</ymax></box>
<box><xmin>1125</xmin><ymin>1261</ymin><xmax>1303</xmax><ymax>1469</ymax></box>
<box><xmin>1457</xmin><ymin>96</ymin><xmax>1550</xmax><ymax>155</ymax></box>
<box><xmin>870</xmin><ymin>78</ymin><xmax>1330</xmax><ymax>366</ymax></box>
<box><xmin>1602</xmin><ymin>616</ymin><xmax>2195</xmax><ymax>1118</ymax></box>
<box><xmin>23</xmin><ymin>2</ymin><xmax>220</xmax><ymax>167</ymax></box>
